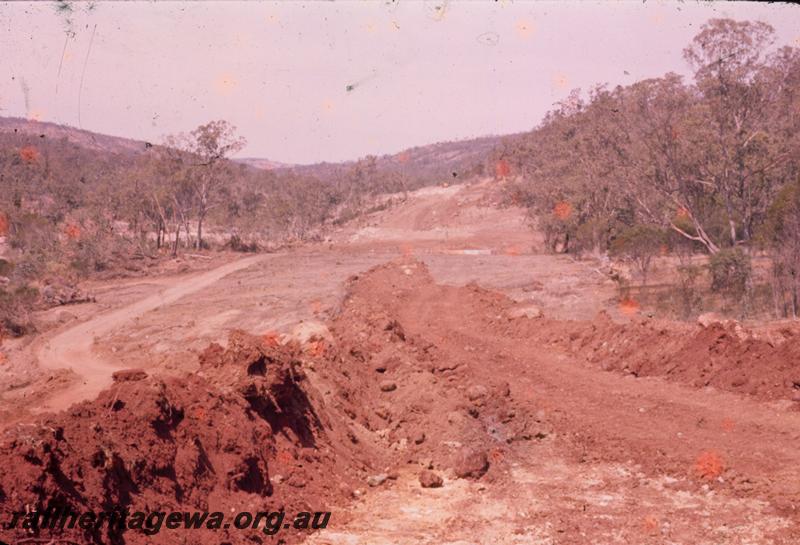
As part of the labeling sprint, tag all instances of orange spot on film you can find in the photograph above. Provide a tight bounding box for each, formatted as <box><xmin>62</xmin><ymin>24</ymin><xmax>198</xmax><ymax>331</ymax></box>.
<box><xmin>64</xmin><ymin>224</ymin><xmax>81</xmax><ymax>240</ymax></box>
<box><xmin>276</xmin><ymin>449</ymin><xmax>294</xmax><ymax>464</ymax></box>
<box><xmin>214</xmin><ymin>73</ymin><xmax>239</xmax><ymax>96</ymax></box>
<box><xmin>495</xmin><ymin>159</ymin><xmax>511</xmax><ymax>179</ymax></box>
<box><xmin>489</xmin><ymin>448</ymin><xmax>504</xmax><ymax>463</ymax></box>
<box><xmin>503</xmin><ymin>245</ymin><xmax>521</xmax><ymax>256</ymax></box>
<box><xmin>552</xmin><ymin>73</ymin><xmax>569</xmax><ymax>90</ymax></box>
<box><xmin>693</xmin><ymin>450</ymin><xmax>725</xmax><ymax>481</ymax></box>
<box><xmin>262</xmin><ymin>331</ymin><xmax>281</xmax><ymax>348</ymax></box>
<box><xmin>619</xmin><ymin>298</ymin><xmax>640</xmax><ymax>315</ymax></box>
<box><xmin>306</xmin><ymin>340</ymin><xmax>327</xmax><ymax>358</ymax></box>
<box><xmin>0</xmin><ymin>212</ymin><xmax>9</xmax><ymax>236</ymax></box>
<box><xmin>721</xmin><ymin>418</ymin><xmax>736</xmax><ymax>432</ymax></box>
<box><xmin>515</xmin><ymin>19</ymin><xmax>535</xmax><ymax>38</ymax></box>
<box><xmin>643</xmin><ymin>514</ymin><xmax>659</xmax><ymax>534</ymax></box>
<box><xmin>19</xmin><ymin>146</ymin><xmax>39</xmax><ymax>163</ymax></box>
<box><xmin>553</xmin><ymin>201</ymin><xmax>573</xmax><ymax>220</ymax></box>
<box><xmin>399</xmin><ymin>243</ymin><xmax>414</xmax><ymax>257</ymax></box>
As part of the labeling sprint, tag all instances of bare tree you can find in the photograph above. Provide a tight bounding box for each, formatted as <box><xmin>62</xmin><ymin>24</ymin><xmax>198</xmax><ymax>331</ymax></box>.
<box><xmin>165</xmin><ymin>120</ymin><xmax>246</xmax><ymax>250</ymax></box>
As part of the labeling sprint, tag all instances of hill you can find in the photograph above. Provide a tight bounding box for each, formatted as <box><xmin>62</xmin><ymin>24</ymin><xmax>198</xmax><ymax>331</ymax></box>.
<box><xmin>0</xmin><ymin>117</ymin><xmax>150</xmax><ymax>155</ymax></box>
<box><xmin>1</xmin><ymin>116</ymin><xmax>513</xmax><ymax>185</ymax></box>
<box><xmin>265</xmin><ymin>133</ymin><xmax>519</xmax><ymax>185</ymax></box>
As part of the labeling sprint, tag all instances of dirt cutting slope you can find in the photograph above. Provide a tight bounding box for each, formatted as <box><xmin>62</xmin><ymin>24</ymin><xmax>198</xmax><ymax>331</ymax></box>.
<box><xmin>339</xmin><ymin>178</ymin><xmax>539</xmax><ymax>253</ymax></box>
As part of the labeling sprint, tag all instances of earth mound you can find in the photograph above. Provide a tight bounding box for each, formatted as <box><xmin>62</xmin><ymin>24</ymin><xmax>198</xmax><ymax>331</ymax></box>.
<box><xmin>0</xmin><ymin>334</ymin><xmax>356</xmax><ymax>545</ymax></box>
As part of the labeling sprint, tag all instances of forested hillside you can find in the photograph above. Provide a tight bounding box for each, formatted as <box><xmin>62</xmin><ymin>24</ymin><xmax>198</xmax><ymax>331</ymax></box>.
<box><xmin>0</xmin><ymin>118</ymin><xmax>493</xmax><ymax>335</ymax></box>
<box><xmin>493</xmin><ymin>19</ymin><xmax>800</xmax><ymax>317</ymax></box>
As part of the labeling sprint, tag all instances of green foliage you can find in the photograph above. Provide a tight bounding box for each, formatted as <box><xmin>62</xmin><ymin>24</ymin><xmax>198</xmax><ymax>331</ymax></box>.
<box><xmin>538</xmin><ymin>209</ymin><xmax>577</xmax><ymax>253</ymax></box>
<box><xmin>0</xmin><ymin>284</ymin><xmax>38</xmax><ymax>337</ymax></box>
<box><xmin>226</xmin><ymin>234</ymin><xmax>259</xmax><ymax>253</ymax></box>
<box><xmin>496</xmin><ymin>18</ymin><xmax>800</xmax><ymax>256</ymax></box>
<box><xmin>675</xmin><ymin>264</ymin><xmax>703</xmax><ymax>319</ymax></box>
<box><xmin>610</xmin><ymin>225</ymin><xmax>666</xmax><ymax>282</ymax></box>
<box><xmin>709</xmin><ymin>248</ymin><xmax>752</xmax><ymax>301</ymax></box>
<box><xmin>760</xmin><ymin>179</ymin><xmax>800</xmax><ymax>245</ymax></box>
<box><xmin>0</xmin><ymin>258</ymin><xmax>13</xmax><ymax>277</ymax></box>
<box><xmin>572</xmin><ymin>217</ymin><xmax>620</xmax><ymax>256</ymax></box>
<box><xmin>759</xmin><ymin>179</ymin><xmax>800</xmax><ymax>317</ymax></box>
<box><xmin>610</xmin><ymin>225</ymin><xmax>665</xmax><ymax>257</ymax></box>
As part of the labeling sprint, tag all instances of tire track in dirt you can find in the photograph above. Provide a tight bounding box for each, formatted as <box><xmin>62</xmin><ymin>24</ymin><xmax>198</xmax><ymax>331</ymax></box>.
<box><xmin>35</xmin><ymin>254</ymin><xmax>270</xmax><ymax>412</ymax></box>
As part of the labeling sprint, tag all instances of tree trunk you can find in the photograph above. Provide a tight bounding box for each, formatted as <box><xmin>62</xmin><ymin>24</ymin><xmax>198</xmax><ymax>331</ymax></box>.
<box><xmin>728</xmin><ymin>219</ymin><xmax>737</xmax><ymax>248</ymax></box>
<box><xmin>183</xmin><ymin>218</ymin><xmax>192</xmax><ymax>248</ymax></box>
<box><xmin>172</xmin><ymin>223</ymin><xmax>181</xmax><ymax>257</ymax></box>
<box><xmin>196</xmin><ymin>213</ymin><xmax>204</xmax><ymax>250</ymax></box>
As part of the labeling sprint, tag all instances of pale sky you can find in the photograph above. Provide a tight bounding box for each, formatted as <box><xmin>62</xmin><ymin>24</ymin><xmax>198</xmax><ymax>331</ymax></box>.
<box><xmin>1</xmin><ymin>1</ymin><xmax>799</xmax><ymax>164</ymax></box>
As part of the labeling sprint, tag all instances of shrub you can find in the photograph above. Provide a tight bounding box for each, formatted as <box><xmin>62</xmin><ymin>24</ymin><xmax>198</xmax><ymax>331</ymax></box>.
<box><xmin>609</xmin><ymin>225</ymin><xmax>666</xmax><ymax>284</ymax></box>
<box><xmin>675</xmin><ymin>264</ymin><xmax>703</xmax><ymax>319</ymax></box>
<box><xmin>0</xmin><ymin>285</ymin><xmax>38</xmax><ymax>337</ymax></box>
<box><xmin>226</xmin><ymin>234</ymin><xmax>259</xmax><ymax>253</ymax></box>
<box><xmin>572</xmin><ymin>217</ymin><xmax>620</xmax><ymax>257</ymax></box>
<box><xmin>760</xmin><ymin>179</ymin><xmax>800</xmax><ymax>317</ymax></box>
<box><xmin>709</xmin><ymin>248</ymin><xmax>751</xmax><ymax>313</ymax></box>
<box><xmin>0</xmin><ymin>259</ymin><xmax>14</xmax><ymax>277</ymax></box>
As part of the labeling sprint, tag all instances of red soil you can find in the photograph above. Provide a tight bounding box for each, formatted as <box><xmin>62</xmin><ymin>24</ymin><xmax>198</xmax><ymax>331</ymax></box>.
<box><xmin>3</xmin><ymin>258</ymin><xmax>800</xmax><ymax>544</ymax></box>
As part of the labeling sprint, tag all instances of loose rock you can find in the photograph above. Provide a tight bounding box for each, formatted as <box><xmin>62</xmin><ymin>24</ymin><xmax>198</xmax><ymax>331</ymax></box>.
<box><xmin>380</xmin><ymin>380</ymin><xmax>397</xmax><ymax>392</ymax></box>
<box><xmin>453</xmin><ymin>448</ymin><xmax>489</xmax><ymax>479</ymax></box>
<box><xmin>466</xmin><ymin>384</ymin><xmax>489</xmax><ymax>402</ymax></box>
<box><xmin>508</xmin><ymin>305</ymin><xmax>543</xmax><ymax>319</ymax></box>
<box><xmin>419</xmin><ymin>470</ymin><xmax>443</xmax><ymax>488</ymax></box>
<box><xmin>112</xmin><ymin>368</ymin><xmax>148</xmax><ymax>382</ymax></box>
<box><xmin>367</xmin><ymin>473</ymin><xmax>389</xmax><ymax>487</ymax></box>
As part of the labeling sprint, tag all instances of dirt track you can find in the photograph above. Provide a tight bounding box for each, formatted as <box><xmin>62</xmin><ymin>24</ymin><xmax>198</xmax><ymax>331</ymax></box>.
<box><xmin>3</xmin><ymin>179</ymin><xmax>800</xmax><ymax>544</ymax></box>
<box><xmin>33</xmin><ymin>254</ymin><xmax>269</xmax><ymax>411</ymax></box>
